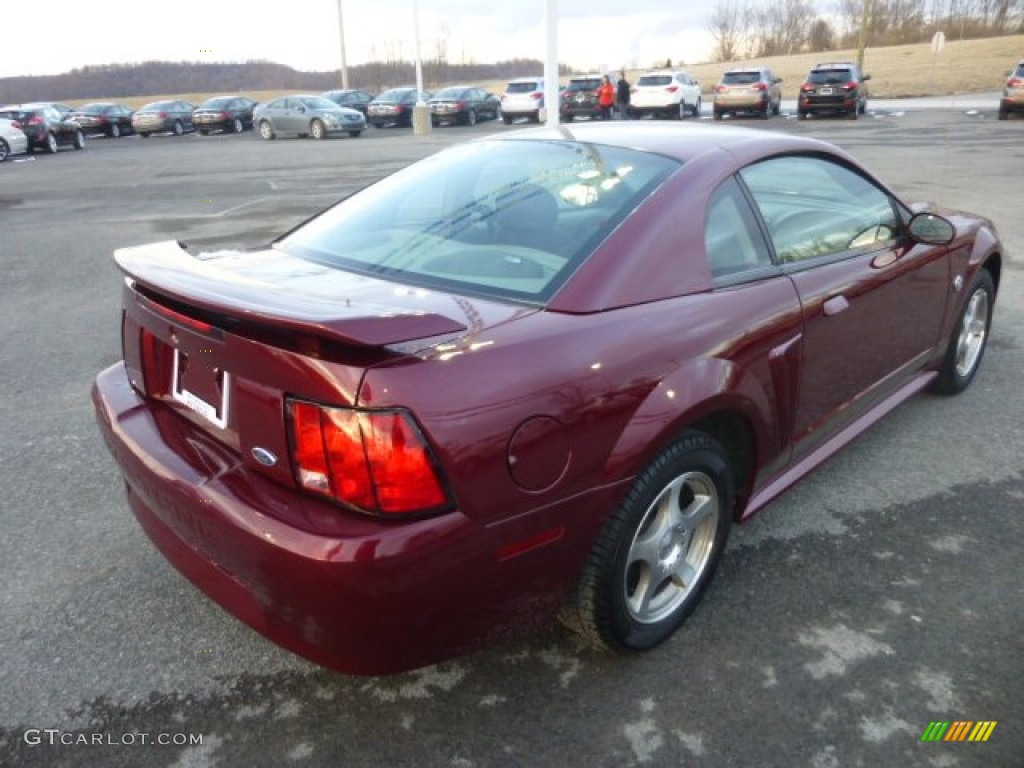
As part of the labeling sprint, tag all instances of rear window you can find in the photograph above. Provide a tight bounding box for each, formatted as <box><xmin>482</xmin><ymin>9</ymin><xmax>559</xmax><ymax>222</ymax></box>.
<box><xmin>808</xmin><ymin>69</ymin><xmax>854</xmax><ymax>84</ymax></box>
<box><xmin>375</xmin><ymin>89</ymin><xmax>415</xmax><ymax>103</ymax></box>
<box><xmin>638</xmin><ymin>75</ymin><xmax>673</xmax><ymax>87</ymax></box>
<box><xmin>201</xmin><ymin>97</ymin><xmax>234</xmax><ymax>109</ymax></box>
<box><xmin>278</xmin><ymin>139</ymin><xmax>679</xmax><ymax>305</ymax></box>
<box><xmin>566</xmin><ymin>78</ymin><xmax>601</xmax><ymax>92</ymax></box>
<box><xmin>506</xmin><ymin>81</ymin><xmax>540</xmax><ymax>94</ymax></box>
<box><xmin>722</xmin><ymin>72</ymin><xmax>762</xmax><ymax>85</ymax></box>
<box><xmin>138</xmin><ymin>101</ymin><xmax>174</xmax><ymax>112</ymax></box>
<box><xmin>433</xmin><ymin>88</ymin><xmax>468</xmax><ymax>99</ymax></box>
<box><xmin>1015</xmin><ymin>63</ymin><xmax>1024</xmax><ymax>77</ymax></box>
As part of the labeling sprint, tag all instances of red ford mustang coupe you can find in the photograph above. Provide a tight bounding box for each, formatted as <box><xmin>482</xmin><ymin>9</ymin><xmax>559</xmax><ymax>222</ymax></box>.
<box><xmin>93</xmin><ymin>123</ymin><xmax>1001</xmax><ymax>675</ymax></box>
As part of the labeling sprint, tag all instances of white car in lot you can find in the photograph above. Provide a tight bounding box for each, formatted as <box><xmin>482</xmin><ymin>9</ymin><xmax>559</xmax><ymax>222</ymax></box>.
<box><xmin>500</xmin><ymin>77</ymin><xmax>545</xmax><ymax>124</ymax></box>
<box><xmin>630</xmin><ymin>70</ymin><xmax>702</xmax><ymax>118</ymax></box>
<box><xmin>0</xmin><ymin>117</ymin><xmax>30</xmax><ymax>162</ymax></box>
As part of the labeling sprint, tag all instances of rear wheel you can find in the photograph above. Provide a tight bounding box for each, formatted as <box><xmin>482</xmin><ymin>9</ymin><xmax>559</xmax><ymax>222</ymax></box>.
<box><xmin>931</xmin><ymin>270</ymin><xmax>995</xmax><ymax>394</ymax></box>
<box><xmin>198</xmin><ymin>129</ymin><xmax>209</xmax><ymax>136</ymax></box>
<box><xmin>258</xmin><ymin>120</ymin><xmax>275</xmax><ymax>140</ymax></box>
<box><xmin>0</xmin><ymin>138</ymin><xmax>9</xmax><ymax>162</ymax></box>
<box><xmin>173</xmin><ymin>120</ymin><xmax>184</xmax><ymax>136</ymax></box>
<box><xmin>347</xmin><ymin>129</ymin><xmax>362</xmax><ymax>138</ymax></box>
<box><xmin>73</xmin><ymin>130</ymin><xmax>85</xmax><ymax>150</ymax></box>
<box><xmin>110</xmin><ymin>123</ymin><xmax>121</xmax><ymax>138</ymax></box>
<box><xmin>45</xmin><ymin>133</ymin><xmax>59</xmax><ymax>153</ymax></box>
<box><xmin>798</xmin><ymin>111</ymin><xmax>808</xmax><ymax>121</ymax></box>
<box><xmin>560</xmin><ymin>431</ymin><xmax>733</xmax><ymax>651</ymax></box>
<box><xmin>998</xmin><ymin>108</ymin><xmax>1009</xmax><ymax>120</ymax></box>
<box><xmin>232</xmin><ymin>118</ymin><xmax>244</xmax><ymax>133</ymax></box>
<box><xmin>502</xmin><ymin>114</ymin><xmax>513</xmax><ymax>125</ymax></box>
<box><xmin>465</xmin><ymin>109</ymin><xmax>477</xmax><ymax>126</ymax></box>
<box><xmin>310</xmin><ymin>119</ymin><xmax>326</xmax><ymax>139</ymax></box>
<box><xmin>691</xmin><ymin>97</ymin><xmax>701</xmax><ymax>117</ymax></box>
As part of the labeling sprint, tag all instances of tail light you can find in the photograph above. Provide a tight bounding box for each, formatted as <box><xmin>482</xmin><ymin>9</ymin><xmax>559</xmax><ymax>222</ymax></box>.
<box><xmin>843</xmin><ymin>82</ymin><xmax>858</xmax><ymax>91</ymax></box>
<box><xmin>11</xmin><ymin>120</ymin><xmax>23</xmax><ymax>130</ymax></box>
<box><xmin>456</xmin><ymin>101</ymin><xmax>466</xmax><ymax>110</ymax></box>
<box><xmin>1008</xmin><ymin>77</ymin><xmax>1022</xmax><ymax>87</ymax></box>
<box><xmin>220</xmin><ymin>111</ymin><xmax>231</xmax><ymax>119</ymax></box>
<box><xmin>288</xmin><ymin>399</ymin><xmax>451</xmax><ymax>517</ymax></box>
<box><xmin>666</xmin><ymin>85</ymin><xmax>679</xmax><ymax>93</ymax></box>
<box><xmin>753</xmin><ymin>82</ymin><xmax>767</xmax><ymax>91</ymax></box>
<box><xmin>800</xmin><ymin>83</ymin><xmax>816</xmax><ymax>92</ymax></box>
<box><xmin>28</xmin><ymin>116</ymin><xmax>45</xmax><ymax>125</ymax></box>
<box><xmin>158</xmin><ymin>111</ymin><xmax>168</xmax><ymax>118</ymax></box>
<box><xmin>530</xmin><ymin>92</ymin><xmax>543</xmax><ymax>100</ymax></box>
<box><xmin>714</xmin><ymin>85</ymin><xmax>727</xmax><ymax>93</ymax></box>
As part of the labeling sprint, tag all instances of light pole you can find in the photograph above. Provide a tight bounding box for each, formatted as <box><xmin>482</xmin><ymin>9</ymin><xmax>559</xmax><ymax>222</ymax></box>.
<box><xmin>412</xmin><ymin>0</ymin><xmax>431</xmax><ymax>134</ymax></box>
<box><xmin>543</xmin><ymin>0</ymin><xmax>559</xmax><ymax>126</ymax></box>
<box><xmin>336</xmin><ymin>0</ymin><xmax>349</xmax><ymax>89</ymax></box>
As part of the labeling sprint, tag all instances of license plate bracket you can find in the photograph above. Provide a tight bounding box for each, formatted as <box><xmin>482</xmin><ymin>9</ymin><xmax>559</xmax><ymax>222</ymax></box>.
<box><xmin>171</xmin><ymin>348</ymin><xmax>230</xmax><ymax>429</ymax></box>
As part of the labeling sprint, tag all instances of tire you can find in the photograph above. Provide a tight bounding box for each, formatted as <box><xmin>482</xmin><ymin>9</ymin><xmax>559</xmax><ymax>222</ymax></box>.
<box><xmin>760</xmin><ymin>102</ymin><xmax>770</xmax><ymax>119</ymax></box>
<box><xmin>73</xmin><ymin>130</ymin><xmax>85</xmax><ymax>150</ymax></box>
<box><xmin>259</xmin><ymin>120</ymin><xmax>275</xmax><ymax>140</ymax></box>
<box><xmin>110</xmin><ymin>123</ymin><xmax>121</xmax><ymax>138</ymax></box>
<box><xmin>347</xmin><ymin>130</ymin><xmax>362</xmax><ymax>138</ymax></box>
<box><xmin>45</xmin><ymin>133</ymin><xmax>59</xmax><ymax>153</ymax></box>
<box><xmin>198</xmin><ymin>129</ymin><xmax>209</xmax><ymax>136</ymax></box>
<box><xmin>0</xmin><ymin>139</ymin><xmax>8</xmax><ymax>162</ymax></box>
<box><xmin>560</xmin><ymin>431</ymin><xmax>733</xmax><ymax>651</ymax></box>
<box><xmin>465</xmin><ymin>109</ymin><xmax>477</xmax><ymax>126</ymax></box>
<box><xmin>713</xmin><ymin>110</ymin><xmax>723</xmax><ymax>121</ymax></box>
<box><xmin>998</xmin><ymin>108</ymin><xmax>1008</xmax><ymax>120</ymax></box>
<box><xmin>173</xmin><ymin>120</ymin><xmax>184</xmax><ymax>136</ymax></box>
<box><xmin>848</xmin><ymin>105</ymin><xmax>859</xmax><ymax>120</ymax></box>
<box><xmin>232</xmin><ymin>118</ymin><xmax>244</xmax><ymax>133</ymax></box>
<box><xmin>691</xmin><ymin>97</ymin><xmax>701</xmax><ymax>117</ymax></box>
<box><xmin>931</xmin><ymin>270</ymin><xmax>995</xmax><ymax>395</ymax></box>
<box><xmin>798</xmin><ymin>111</ymin><xmax>807</xmax><ymax>121</ymax></box>
<box><xmin>502</xmin><ymin>114</ymin><xmax>513</xmax><ymax>125</ymax></box>
<box><xmin>310</xmin><ymin>119</ymin><xmax>326</xmax><ymax>140</ymax></box>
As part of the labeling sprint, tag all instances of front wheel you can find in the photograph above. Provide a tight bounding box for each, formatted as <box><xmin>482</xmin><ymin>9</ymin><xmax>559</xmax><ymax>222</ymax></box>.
<box><xmin>173</xmin><ymin>120</ymin><xmax>184</xmax><ymax>136</ymax></box>
<box><xmin>310</xmin><ymin>119</ymin><xmax>326</xmax><ymax>139</ymax></box>
<box><xmin>560</xmin><ymin>431</ymin><xmax>733</xmax><ymax>651</ymax></box>
<box><xmin>73</xmin><ymin>130</ymin><xmax>85</xmax><ymax>150</ymax></box>
<box><xmin>502</xmin><ymin>114</ymin><xmax>513</xmax><ymax>125</ymax></box>
<box><xmin>232</xmin><ymin>118</ymin><xmax>244</xmax><ymax>133</ymax></box>
<box><xmin>0</xmin><ymin>138</ymin><xmax>9</xmax><ymax>162</ymax></box>
<box><xmin>931</xmin><ymin>270</ymin><xmax>995</xmax><ymax>394</ymax></box>
<box><xmin>465</xmin><ymin>109</ymin><xmax>477</xmax><ymax>126</ymax></box>
<box><xmin>259</xmin><ymin>120</ymin><xmax>275</xmax><ymax>140</ymax></box>
<box><xmin>45</xmin><ymin>133</ymin><xmax>59</xmax><ymax>153</ymax></box>
<box><xmin>110</xmin><ymin>123</ymin><xmax>121</xmax><ymax>138</ymax></box>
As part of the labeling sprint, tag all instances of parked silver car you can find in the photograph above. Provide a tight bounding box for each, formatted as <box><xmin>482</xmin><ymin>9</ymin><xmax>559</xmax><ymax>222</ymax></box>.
<box><xmin>0</xmin><ymin>117</ymin><xmax>29</xmax><ymax>162</ymax></box>
<box><xmin>254</xmin><ymin>95</ymin><xmax>365</xmax><ymax>140</ymax></box>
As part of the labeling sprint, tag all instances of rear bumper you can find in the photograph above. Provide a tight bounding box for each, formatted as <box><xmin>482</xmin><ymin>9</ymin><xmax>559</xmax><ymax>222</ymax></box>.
<box><xmin>92</xmin><ymin>363</ymin><xmax>598</xmax><ymax>674</ymax></box>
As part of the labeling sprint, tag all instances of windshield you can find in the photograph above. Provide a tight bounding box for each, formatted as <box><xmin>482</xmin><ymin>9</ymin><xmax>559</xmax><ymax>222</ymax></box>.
<box><xmin>566</xmin><ymin>79</ymin><xmax>601</xmax><ymax>92</ymax></box>
<box><xmin>722</xmin><ymin>72</ymin><xmax>761</xmax><ymax>85</ymax></box>
<box><xmin>808</xmin><ymin>69</ymin><xmax>854</xmax><ymax>84</ymax></box>
<box><xmin>506</xmin><ymin>82</ymin><xmax>540</xmax><ymax>94</ymax></box>
<box><xmin>278</xmin><ymin>139</ymin><xmax>679</xmax><ymax>304</ymax></box>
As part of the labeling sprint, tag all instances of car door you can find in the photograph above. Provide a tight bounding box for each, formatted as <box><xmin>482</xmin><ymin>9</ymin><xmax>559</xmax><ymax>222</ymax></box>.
<box><xmin>739</xmin><ymin>155</ymin><xmax>950</xmax><ymax>456</ymax></box>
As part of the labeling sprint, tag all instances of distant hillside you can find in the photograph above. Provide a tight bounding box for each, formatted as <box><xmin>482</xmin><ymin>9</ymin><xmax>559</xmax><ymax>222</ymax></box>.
<box><xmin>0</xmin><ymin>59</ymin><xmax>567</xmax><ymax>104</ymax></box>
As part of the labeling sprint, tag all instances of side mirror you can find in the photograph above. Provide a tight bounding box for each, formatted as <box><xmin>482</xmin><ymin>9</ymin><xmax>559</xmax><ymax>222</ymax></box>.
<box><xmin>862</xmin><ymin>74</ymin><xmax>872</xmax><ymax>81</ymax></box>
<box><xmin>775</xmin><ymin>78</ymin><xmax>784</xmax><ymax>84</ymax></box>
<box><xmin>908</xmin><ymin>212</ymin><xmax>955</xmax><ymax>245</ymax></box>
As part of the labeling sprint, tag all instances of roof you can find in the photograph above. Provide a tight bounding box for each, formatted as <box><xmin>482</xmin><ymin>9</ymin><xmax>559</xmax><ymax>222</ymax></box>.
<box><xmin>495</xmin><ymin>121</ymin><xmax>835</xmax><ymax>165</ymax></box>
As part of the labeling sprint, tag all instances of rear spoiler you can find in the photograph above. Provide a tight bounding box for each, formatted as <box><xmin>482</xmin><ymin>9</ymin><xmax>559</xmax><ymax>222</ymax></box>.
<box><xmin>114</xmin><ymin>240</ymin><xmax>468</xmax><ymax>347</ymax></box>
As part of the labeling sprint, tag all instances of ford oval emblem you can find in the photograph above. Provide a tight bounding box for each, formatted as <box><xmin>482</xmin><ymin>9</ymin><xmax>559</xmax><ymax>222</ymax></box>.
<box><xmin>251</xmin><ymin>447</ymin><xmax>278</xmax><ymax>467</ymax></box>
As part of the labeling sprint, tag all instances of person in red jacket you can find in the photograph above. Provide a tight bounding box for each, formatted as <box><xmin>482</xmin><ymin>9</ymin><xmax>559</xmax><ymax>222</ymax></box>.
<box><xmin>598</xmin><ymin>74</ymin><xmax>615</xmax><ymax>120</ymax></box>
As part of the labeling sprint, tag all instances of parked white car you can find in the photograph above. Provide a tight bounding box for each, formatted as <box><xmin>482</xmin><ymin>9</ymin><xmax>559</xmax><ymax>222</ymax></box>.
<box><xmin>500</xmin><ymin>77</ymin><xmax>545</xmax><ymax>124</ymax></box>
<box><xmin>630</xmin><ymin>70</ymin><xmax>702</xmax><ymax>118</ymax></box>
<box><xmin>0</xmin><ymin>117</ymin><xmax>30</xmax><ymax>162</ymax></box>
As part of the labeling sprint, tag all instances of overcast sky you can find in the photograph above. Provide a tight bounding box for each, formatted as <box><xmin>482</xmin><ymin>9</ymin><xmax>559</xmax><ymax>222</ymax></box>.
<box><xmin>1</xmin><ymin>1</ymin><xmax>722</xmax><ymax>78</ymax></box>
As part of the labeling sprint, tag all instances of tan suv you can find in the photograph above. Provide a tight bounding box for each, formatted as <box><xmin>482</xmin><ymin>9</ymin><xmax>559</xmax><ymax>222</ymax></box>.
<box><xmin>999</xmin><ymin>60</ymin><xmax>1024</xmax><ymax>120</ymax></box>
<box><xmin>713</xmin><ymin>67</ymin><xmax>782</xmax><ymax>119</ymax></box>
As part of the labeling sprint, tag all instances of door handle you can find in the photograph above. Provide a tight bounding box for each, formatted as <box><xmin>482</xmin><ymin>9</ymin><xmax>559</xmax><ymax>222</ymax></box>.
<box><xmin>823</xmin><ymin>295</ymin><xmax>849</xmax><ymax>316</ymax></box>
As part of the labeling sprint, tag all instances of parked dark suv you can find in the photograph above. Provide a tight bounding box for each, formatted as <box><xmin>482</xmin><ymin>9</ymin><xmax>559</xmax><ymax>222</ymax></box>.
<box><xmin>560</xmin><ymin>75</ymin><xmax>603</xmax><ymax>121</ymax></box>
<box><xmin>0</xmin><ymin>104</ymin><xmax>85</xmax><ymax>153</ymax></box>
<box><xmin>797</xmin><ymin>62</ymin><xmax>870</xmax><ymax>120</ymax></box>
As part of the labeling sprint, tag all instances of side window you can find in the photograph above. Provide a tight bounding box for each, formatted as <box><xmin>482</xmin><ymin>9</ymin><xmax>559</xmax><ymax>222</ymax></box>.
<box><xmin>739</xmin><ymin>156</ymin><xmax>899</xmax><ymax>264</ymax></box>
<box><xmin>705</xmin><ymin>178</ymin><xmax>773</xmax><ymax>278</ymax></box>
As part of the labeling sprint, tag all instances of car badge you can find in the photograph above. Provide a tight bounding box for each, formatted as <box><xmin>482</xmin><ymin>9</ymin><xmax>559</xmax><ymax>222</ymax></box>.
<box><xmin>251</xmin><ymin>447</ymin><xmax>278</xmax><ymax>467</ymax></box>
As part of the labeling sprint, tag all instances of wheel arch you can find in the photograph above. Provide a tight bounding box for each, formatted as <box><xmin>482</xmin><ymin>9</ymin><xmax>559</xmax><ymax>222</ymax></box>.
<box><xmin>601</xmin><ymin>357</ymin><xmax>776</xmax><ymax>521</ymax></box>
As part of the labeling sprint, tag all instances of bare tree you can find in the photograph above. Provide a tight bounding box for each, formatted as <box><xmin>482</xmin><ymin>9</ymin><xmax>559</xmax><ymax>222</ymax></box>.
<box><xmin>709</xmin><ymin>0</ymin><xmax>747</xmax><ymax>61</ymax></box>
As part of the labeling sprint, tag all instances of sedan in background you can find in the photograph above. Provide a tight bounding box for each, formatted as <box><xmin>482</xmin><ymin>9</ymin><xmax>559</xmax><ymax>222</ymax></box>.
<box><xmin>93</xmin><ymin>122</ymin><xmax>1001</xmax><ymax>676</ymax></box>
<box><xmin>69</xmin><ymin>102</ymin><xmax>135</xmax><ymax>137</ymax></box>
<box><xmin>0</xmin><ymin>105</ymin><xmax>84</xmax><ymax>153</ymax></box>
<box><xmin>367</xmin><ymin>87</ymin><xmax>431</xmax><ymax>128</ymax></box>
<box><xmin>428</xmin><ymin>86</ymin><xmax>500</xmax><ymax>126</ymax></box>
<box><xmin>0</xmin><ymin>117</ymin><xmax>30</xmax><ymax>161</ymax></box>
<box><xmin>321</xmin><ymin>89</ymin><xmax>375</xmax><ymax>116</ymax></box>
<box><xmin>254</xmin><ymin>95</ymin><xmax>365</xmax><ymax>139</ymax></box>
<box><xmin>132</xmin><ymin>100</ymin><xmax>196</xmax><ymax>137</ymax></box>
<box><xmin>193</xmin><ymin>96</ymin><xmax>258</xmax><ymax>135</ymax></box>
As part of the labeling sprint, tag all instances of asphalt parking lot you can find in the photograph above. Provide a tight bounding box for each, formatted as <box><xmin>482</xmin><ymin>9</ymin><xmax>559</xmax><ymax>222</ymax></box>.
<box><xmin>1</xmin><ymin>109</ymin><xmax>1022</xmax><ymax>768</ymax></box>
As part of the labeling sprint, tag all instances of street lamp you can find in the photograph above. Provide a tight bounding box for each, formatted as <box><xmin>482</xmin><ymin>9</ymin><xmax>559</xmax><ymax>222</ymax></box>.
<box><xmin>336</xmin><ymin>0</ymin><xmax>349</xmax><ymax>89</ymax></box>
